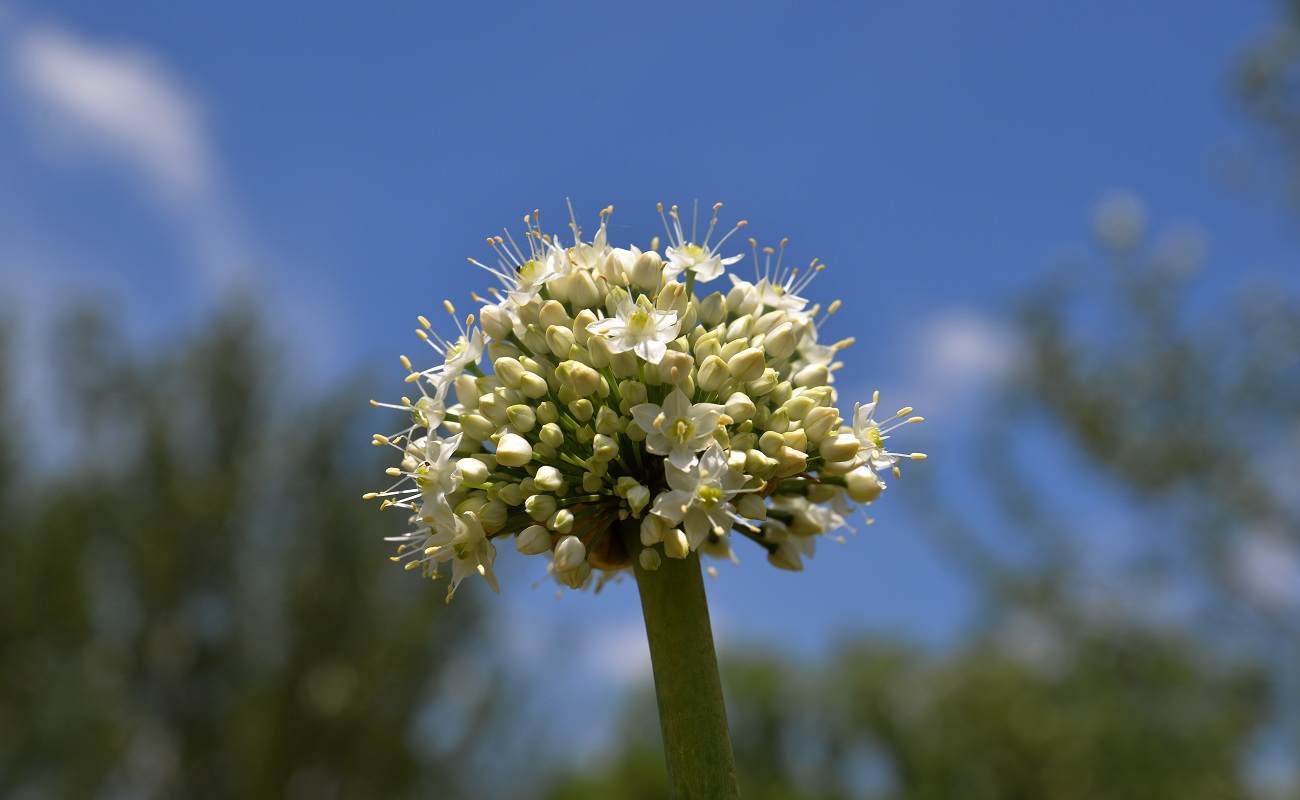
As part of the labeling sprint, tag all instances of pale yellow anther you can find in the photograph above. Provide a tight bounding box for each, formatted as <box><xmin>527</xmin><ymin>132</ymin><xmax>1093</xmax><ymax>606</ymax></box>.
<box><xmin>373</xmin><ymin>434</ymin><xmax>390</xmax><ymax>445</ymax></box>
<box><xmin>385</xmin><ymin>467</ymin><xmax>401</xmax><ymax>476</ymax></box>
<box><xmin>444</xmin><ymin>300</ymin><xmax>456</xmax><ymax>315</ymax></box>
<box><xmin>401</xmin><ymin>397</ymin><xmax>412</xmax><ymax>405</ymax></box>
<box><xmin>827</xmin><ymin>300</ymin><xmax>841</xmax><ymax>314</ymax></box>
<box><xmin>363</xmin><ymin>492</ymin><xmax>378</xmax><ymax>500</ymax></box>
<box><xmin>833</xmin><ymin>337</ymin><xmax>856</xmax><ymax>350</ymax></box>
<box><xmin>418</xmin><ymin>315</ymin><xmax>431</xmax><ymax>329</ymax></box>
<box><xmin>404</xmin><ymin>561</ymin><xmax>420</xmax><ymax>571</ymax></box>
<box><xmin>736</xmin><ymin>220</ymin><xmax>747</xmax><ymax>227</ymax></box>
<box><xmin>416</xmin><ymin>330</ymin><xmax>429</xmax><ymax>340</ymax></box>
<box><xmin>466</xmin><ymin>314</ymin><xmax>475</xmax><ymax>326</ymax></box>
<box><xmin>893</xmin><ymin>467</ymin><xmax>902</xmax><ymax>479</ymax></box>
<box><xmin>707</xmin><ymin>566</ymin><xmax>719</xmax><ymax>578</ymax></box>
<box><xmin>896</xmin><ymin>407</ymin><xmax>913</xmax><ymax>417</ymax></box>
<box><xmin>369</xmin><ymin>399</ymin><xmax>380</xmax><ymax>406</ymax></box>
<box><xmin>404</xmin><ymin>372</ymin><xmax>420</xmax><ymax>383</ymax></box>
<box><xmin>910</xmin><ymin>453</ymin><xmax>928</xmax><ymax>460</ymax></box>
<box><xmin>399</xmin><ymin>355</ymin><xmax>412</xmax><ymax>369</ymax></box>
<box><xmin>713</xmin><ymin>202</ymin><xmax>723</xmax><ymax>210</ymax></box>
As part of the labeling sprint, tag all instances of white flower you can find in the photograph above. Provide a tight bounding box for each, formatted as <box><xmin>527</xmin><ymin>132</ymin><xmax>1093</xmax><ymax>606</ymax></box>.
<box><xmin>413</xmin><ymin>511</ymin><xmax>500</xmax><ymax>601</ymax></box>
<box><xmin>659</xmin><ymin>202</ymin><xmax>745</xmax><ymax>284</ymax></box>
<box><xmin>586</xmin><ymin>296</ymin><xmax>681</xmax><ymax>365</ymax></box>
<box><xmin>631</xmin><ymin>388</ymin><xmax>725</xmax><ymax>470</ymax></box>
<box><xmin>507</xmin><ymin>240</ymin><xmax>570</xmax><ymax>305</ymax></box>
<box><xmin>851</xmin><ymin>396</ymin><xmax>900</xmax><ymax>474</ymax></box>
<box><xmin>650</xmin><ymin>442</ymin><xmax>747</xmax><ymax>549</ymax></box>
<box><xmin>664</xmin><ymin>242</ymin><xmax>744</xmax><ymax>284</ymax></box>
<box><xmin>414</xmin><ymin>433</ymin><xmax>463</xmax><ymax>495</ymax></box>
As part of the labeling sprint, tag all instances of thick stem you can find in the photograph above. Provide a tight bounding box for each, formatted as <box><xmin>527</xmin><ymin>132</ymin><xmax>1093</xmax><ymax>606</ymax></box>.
<box><xmin>622</xmin><ymin>519</ymin><xmax>740</xmax><ymax>799</ymax></box>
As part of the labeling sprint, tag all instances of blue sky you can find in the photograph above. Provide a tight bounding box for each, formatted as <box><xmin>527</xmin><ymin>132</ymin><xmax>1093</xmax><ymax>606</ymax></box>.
<box><xmin>2</xmin><ymin>0</ymin><xmax>1296</xmax><ymax>760</ymax></box>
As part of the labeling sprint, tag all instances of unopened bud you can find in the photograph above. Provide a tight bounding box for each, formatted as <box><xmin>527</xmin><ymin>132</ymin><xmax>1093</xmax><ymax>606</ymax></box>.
<box><xmin>845</xmin><ymin>467</ymin><xmax>884</xmax><ymax>503</ymax></box>
<box><xmin>495</xmin><ymin>433</ymin><xmax>533</xmax><ymax>467</ymax></box>
<box><xmin>534</xmin><ymin>465</ymin><xmax>565</xmax><ymax>491</ymax></box>
<box><xmin>553</xmin><ymin>535</ymin><xmax>586</xmax><ymax>571</ymax></box>
<box><xmin>727</xmin><ymin>347</ymin><xmax>766</xmax><ymax>383</ymax></box>
<box><xmin>548</xmin><ymin>508</ymin><xmax>576</xmax><ymax>533</ymax></box>
<box><xmin>516</xmin><ymin>524</ymin><xmax>553</xmax><ymax>555</ymax></box>
<box><xmin>663</xmin><ymin>528</ymin><xmax>690</xmax><ymax>559</ymax></box>
<box><xmin>457</xmin><ymin>457</ymin><xmax>489</xmax><ymax>487</ymax></box>
<box><xmin>526</xmin><ymin>493</ymin><xmax>557</xmax><ymax>522</ymax></box>
<box><xmin>507</xmin><ymin>404</ymin><xmax>536</xmax><ymax>432</ymax></box>
<box><xmin>697</xmin><ymin>355</ymin><xmax>730</xmax><ymax>392</ymax></box>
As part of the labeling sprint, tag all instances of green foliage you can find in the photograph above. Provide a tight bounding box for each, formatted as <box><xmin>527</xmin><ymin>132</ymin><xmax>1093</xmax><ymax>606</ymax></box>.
<box><xmin>0</xmin><ymin>303</ymin><xmax>490</xmax><ymax>799</ymax></box>
<box><xmin>548</xmin><ymin>627</ymin><xmax>1267</xmax><ymax>800</ymax></box>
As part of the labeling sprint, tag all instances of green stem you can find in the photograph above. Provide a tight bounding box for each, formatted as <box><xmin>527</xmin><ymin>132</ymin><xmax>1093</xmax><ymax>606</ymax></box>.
<box><xmin>621</xmin><ymin>519</ymin><xmax>740</xmax><ymax>799</ymax></box>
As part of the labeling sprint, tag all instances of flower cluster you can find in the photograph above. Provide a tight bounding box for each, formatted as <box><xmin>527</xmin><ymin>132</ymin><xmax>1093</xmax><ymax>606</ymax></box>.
<box><xmin>368</xmin><ymin>203</ymin><xmax>925</xmax><ymax>600</ymax></box>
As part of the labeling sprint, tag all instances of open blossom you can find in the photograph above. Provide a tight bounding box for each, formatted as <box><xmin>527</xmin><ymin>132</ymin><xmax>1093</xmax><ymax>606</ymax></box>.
<box><xmin>586</xmin><ymin>295</ymin><xmax>681</xmax><ymax>365</ymax></box>
<box><xmin>660</xmin><ymin>202</ymin><xmax>745</xmax><ymax>283</ymax></box>
<box><xmin>631</xmin><ymin>388</ymin><xmax>726</xmax><ymax>470</ymax></box>
<box><xmin>651</xmin><ymin>442</ymin><xmax>748</xmax><ymax>549</ymax></box>
<box><xmin>368</xmin><ymin>201</ymin><xmax>925</xmax><ymax>597</ymax></box>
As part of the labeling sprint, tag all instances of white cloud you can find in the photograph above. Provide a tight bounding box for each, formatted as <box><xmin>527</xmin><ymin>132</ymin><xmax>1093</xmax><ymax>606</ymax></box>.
<box><xmin>12</xmin><ymin>24</ymin><xmax>209</xmax><ymax>199</ymax></box>
<box><xmin>880</xmin><ymin>309</ymin><xmax>1021</xmax><ymax>418</ymax></box>
<box><xmin>7</xmin><ymin>20</ymin><xmax>245</xmax><ymax>281</ymax></box>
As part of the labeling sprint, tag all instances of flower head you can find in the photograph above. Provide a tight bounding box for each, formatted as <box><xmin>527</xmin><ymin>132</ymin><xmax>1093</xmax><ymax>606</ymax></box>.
<box><xmin>368</xmin><ymin>202</ymin><xmax>926</xmax><ymax>597</ymax></box>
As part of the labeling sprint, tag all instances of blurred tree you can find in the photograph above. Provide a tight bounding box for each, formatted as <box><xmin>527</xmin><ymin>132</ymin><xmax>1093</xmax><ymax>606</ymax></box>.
<box><xmin>0</xmin><ymin>301</ymin><xmax>496</xmax><ymax>799</ymax></box>
<box><xmin>546</xmin><ymin>627</ymin><xmax>1266</xmax><ymax>800</ymax></box>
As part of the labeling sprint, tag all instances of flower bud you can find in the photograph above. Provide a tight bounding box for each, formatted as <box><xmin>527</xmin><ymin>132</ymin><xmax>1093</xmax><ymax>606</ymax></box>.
<box><xmin>570</xmin><ymin>269</ymin><xmax>603</xmax><ymax>309</ymax></box>
<box><xmin>819</xmin><ymin>433</ymin><xmax>859</xmax><ymax>462</ymax></box>
<box><xmin>522</xmin><ymin>324</ymin><xmax>548</xmax><ymax>355</ymax></box>
<box><xmin>587</xmin><ymin>334</ymin><xmax>613</xmax><ymax>369</ymax></box>
<box><xmin>495</xmin><ymin>433</ymin><xmax>533</xmax><ymax>467</ymax></box>
<box><xmin>793</xmin><ymin>363</ymin><xmax>829</xmax><ymax>388</ymax></box>
<box><xmin>457</xmin><ymin>457</ymin><xmax>489</xmax><ymax>487</ymax></box>
<box><xmin>494</xmin><ymin>357</ymin><xmax>525</xmax><ymax>389</ymax></box>
<box><xmin>546</xmin><ymin>325</ymin><xmax>577</xmax><ymax>358</ymax></box>
<box><xmin>497</xmin><ymin>483</ymin><xmax>524</xmax><ymax>505</ymax></box>
<box><xmin>638</xmin><ymin>547</ymin><xmax>662</xmax><ymax>571</ymax></box>
<box><xmin>697</xmin><ymin>355</ymin><xmax>730</xmax><ymax>392</ymax></box>
<box><xmin>568</xmin><ymin>398</ymin><xmax>594</xmax><ymax>422</ymax></box>
<box><xmin>478</xmin><ymin>500</ymin><xmax>508</xmax><ymax>531</ymax></box>
<box><xmin>752</xmin><ymin>309</ymin><xmax>786</xmax><ymax>335</ymax></box>
<box><xmin>506</xmin><ymin>404</ymin><xmax>536</xmax><ymax>433</ymax></box>
<box><xmin>627</xmin><ymin>483</ymin><xmax>650</xmax><ymax>516</ymax></box>
<box><xmin>536</xmin><ymin>401</ymin><xmax>559</xmax><ymax>424</ymax></box>
<box><xmin>539</xmin><ymin>299</ymin><xmax>570</xmax><ymax>330</ymax></box>
<box><xmin>558</xmin><ymin>560</ymin><xmax>590</xmax><ymax>589</ymax></box>
<box><xmin>782</xmin><ymin>395</ymin><xmax>816</xmax><ymax>423</ymax></box>
<box><xmin>725</xmin><ymin>315</ymin><xmax>751</xmax><ymax>343</ymax></box>
<box><xmin>620</xmin><ymin>380</ymin><xmax>648</xmax><ymax>408</ymax></box>
<box><xmin>746</xmin><ymin>368</ymin><xmax>779</xmax><ymax>397</ymax></box>
<box><xmin>767</xmin><ymin>541</ymin><xmax>804</xmax><ymax>571</ymax></box>
<box><xmin>806</xmin><ymin>484</ymin><xmax>838</xmax><ymax>504</ymax></box>
<box><xmin>516</xmin><ymin>524</ymin><xmax>553</xmax><ymax>555</ymax></box>
<box><xmin>664</xmin><ymin>528</ymin><xmax>690</xmax><ymax>559</ymax></box>
<box><xmin>764</xmin><ymin>322</ymin><xmax>797</xmax><ymax>361</ymax></box>
<box><xmin>630</xmin><ymin>250</ymin><xmax>663</xmax><ymax>292</ymax></box>
<box><xmin>727</xmin><ymin>347</ymin><xmax>766</xmax><ymax>383</ymax></box>
<box><xmin>845</xmin><ymin>467</ymin><xmax>883</xmax><ymax>503</ymax></box>
<box><xmin>526</xmin><ymin>493</ymin><xmax>557</xmax><ymax>521</ymax></box>
<box><xmin>592</xmin><ymin>433</ymin><xmax>619</xmax><ymax>462</ymax></box>
<box><xmin>770</xmin><ymin>381</ymin><xmax>793</xmax><ymax>406</ymax></box>
<box><xmin>724</xmin><ymin>392</ymin><xmax>756</xmax><ymax>423</ymax></box>
<box><xmin>802</xmin><ymin>407</ymin><xmax>838</xmax><ymax>443</ymax></box>
<box><xmin>641</xmin><ymin>513</ymin><xmax>669</xmax><ymax>545</ymax></box>
<box><xmin>534</xmin><ymin>465</ymin><xmax>565</xmax><ymax>491</ymax></box>
<box><xmin>459</xmin><ymin>413</ymin><xmax>496</xmax><ymax>441</ymax></box>
<box><xmin>480</xmin><ymin>303</ymin><xmax>515</xmax><ymax>340</ymax></box>
<box><xmin>727</xmin><ymin>448</ymin><xmax>748</xmax><ymax>472</ymax></box>
<box><xmin>736</xmin><ymin>493</ymin><xmax>767</xmax><ymax>520</ymax></box>
<box><xmin>774</xmin><ymin>445</ymin><xmax>808</xmax><ymax>478</ymax></box>
<box><xmin>727</xmin><ymin>281</ymin><xmax>760</xmax><ymax>317</ymax></box>
<box><xmin>758</xmin><ymin>430</ymin><xmax>785</xmax><ymax>457</ymax></box>
<box><xmin>553</xmin><ymin>535</ymin><xmax>586</xmax><ymax>571</ymax></box>
<box><xmin>558</xmin><ymin>360</ymin><xmax>601</xmax><ymax>397</ymax></box>
<box><xmin>539</xmin><ymin>422</ymin><xmax>564</xmax><ymax>449</ymax></box>
<box><xmin>594</xmin><ymin>405</ymin><xmax>620</xmax><ymax>435</ymax></box>
<box><xmin>745</xmin><ymin>449</ymin><xmax>778</xmax><ymax>479</ymax></box>
<box><xmin>518</xmin><ymin>372</ymin><xmax>549</xmax><ymax>399</ymax></box>
<box><xmin>697</xmin><ymin>292</ymin><xmax>727</xmax><ymax>325</ymax></box>
<box><xmin>657</xmin><ymin>350</ymin><xmax>695</xmax><ymax>386</ymax></box>
<box><xmin>548</xmin><ymin>508</ymin><xmax>576</xmax><ymax>533</ymax></box>
<box><xmin>657</xmin><ymin>280</ymin><xmax>689</xmax><ymax>315</ymax></box>
<box><xmin>572</xmin><ymin>309</ymin><xmax>598</xmax><ymax>346</ymax></box>
<box><xmin>582</xmin><ymin>472</ymin><xmax>604</xmax><ymax>493</ymax></box>
<box><xmin>454</xmin><ymin>374</ymin><xmax>480</xmax><ymax>408</ymax></box>
<box><xmin>609</xmin><ymin>350</ymin><xmax>638</xmax><ymax>378</ymax></box>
